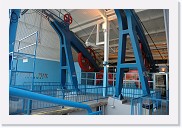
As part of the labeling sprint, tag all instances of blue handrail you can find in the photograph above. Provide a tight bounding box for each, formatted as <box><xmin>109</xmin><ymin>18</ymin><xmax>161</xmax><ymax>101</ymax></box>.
<box><xmin>10</xmin><ymin>87</ymin><xmax>94</xmax><ymax>114</ymax></box>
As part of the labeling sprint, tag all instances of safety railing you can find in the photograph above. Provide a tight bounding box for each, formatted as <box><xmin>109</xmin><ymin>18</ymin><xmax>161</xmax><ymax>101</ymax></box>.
<box><xmin>10</xmin><ymin>82</ymin><xmax>153</xmax><ymax>115</ymax></box>
<box><xmin>80</xmin><ymin>72</ymin><xmax>154</xmax><ymax>89</ymax></box>
<box><xmin>10</xmin><ymin>87</ymin><xmax>102</xmax><ymax>115</ymax></box>
<box><xmin>131</xmin><ymin>90</ymin><xmax>169</xmax><ymax>115</ymax></box>
<box><xmin>9</xmin><ymin>85</ymin><xmax>111</xmax><ymax>114</ymax></box>
<box><xmin>9</xmin><ymin>71</ymin><xmax>168</xmax><ymax>115</ymax></box>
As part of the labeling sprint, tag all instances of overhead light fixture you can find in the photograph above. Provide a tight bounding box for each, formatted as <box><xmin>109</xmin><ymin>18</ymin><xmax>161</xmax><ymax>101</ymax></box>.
<box><xmin>159</xmin><ymin>66</ymin><xmax>167</xmax><ymax>73</ymax></box>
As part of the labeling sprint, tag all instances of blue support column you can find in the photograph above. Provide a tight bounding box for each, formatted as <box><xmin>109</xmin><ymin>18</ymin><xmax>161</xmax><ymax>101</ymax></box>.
<box><xmin>128</xmin><ymin>21</ymin><xmax>150</xmax><ymax>95</ymax></box>
<box><xmin>9</xmin><ymin>9</ymin><xmax>21</xmax><ymax>52</ymax></box>
<box><xmin>50</xmin><ymin>21</ymin><xmax>78</xmax><ymax>90</ymax></box>
<box><xmin>114</xmin><ymin>9</ymin><xmax>151</xmax><ymax>98</ymax></box>
<box><xmin>114</xmin><ymin>10</ymin><xmax>128</xmax><ymax>98</ymax></box>
<box><xmin>9</xmin><ymin>9</ymin><xmax>21</xmax><ymax>69</ymax></box>
<box><xmin>115</xmin><ymin>33</ymin><xmax>127</xmax><ymax>98</ymax></box>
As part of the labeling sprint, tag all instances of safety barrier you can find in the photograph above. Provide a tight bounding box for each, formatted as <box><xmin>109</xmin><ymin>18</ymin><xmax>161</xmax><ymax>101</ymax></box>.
<box><xmin>10</xmin><ymin>87</ymin><xmax>103</xmax><ymax>115</ymax></box>
<box><xmin>9</xmin><ymin>83</ymin><xmax>145</xmax><ymax>114</ymax></box>
<box><xmin>9</xmin><ymin>71</ymin><xmax>168</xmax><ymax>115</ymax></box>
<box><xmin>9</xmin><ymin>85</ymin><xmax>109</xmax><ymax>114</ymax></box>
<box><xmin>131</xmin><ymin>90</ymin><xmax>169</xmax><ymax>115</ymax></box>
<box><xmin>80</xmin><ymin>72</ymin><xmax>154</xmax><ymax>89</ymax></box>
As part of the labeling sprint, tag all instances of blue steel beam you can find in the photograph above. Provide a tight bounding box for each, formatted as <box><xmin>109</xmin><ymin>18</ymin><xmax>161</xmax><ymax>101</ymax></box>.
<box><xmin>10</xmin><ymin>87</ymin><xmax>93</xmax><ymax>114</ymax></box>
<box><xmin>9</xmin><ymin>9</ymin><xmax>21</xmax><ymax>52</ymax></box>
<box><xmin>114</xmin><ymin>10</ymin><xmax>128</xmax><ymax>98</ymax></box>
<box><xmin>50</xmin><ymin>21</ymin><xmax>78</xmax><ymax>90</ymax></box>
<box><xmin>50</xmin><ymin>19</ymin><xmax>100</xmax><ymax>90</ymax></box>
<box><xmin>9</xmin><ymin>9</ymin><xmax>21</xmax><ymax>69</ymax></box>
<box><xmin>114</xmin><ymin>9</ymin><xmax>151</xmax><ymax>98</ymax></box>
<box><xmin>54</xmin><ymin>21</ymin><xmax>100</xmax><ymax>71</ymax></box>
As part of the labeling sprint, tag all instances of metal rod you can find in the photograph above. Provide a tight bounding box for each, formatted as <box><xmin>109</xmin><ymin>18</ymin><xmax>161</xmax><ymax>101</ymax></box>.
<box><xmin>10</xmin><ymin>87</ymin><xmax>93</xmax><ymax>114</ymax></box>
<box><xmin>21</xmin><ymin>9</ymin><xmax>29</xmax><ymax>15</ymax></box>
<box><xmin>163</xmin><ymin>9</ymin><xmax>169</xmax><ymax>52</ymax></box>
<box><xmin>102</xmin><ymin>11</ymin><xmax>109</xmax><ymax>97</ymax></box>
<box><xmin>18</xmin><ymin>31</ymin><xmax>38</xmax><ymax>42</ymax></box>
<box><xmin>55</xmin><ymin>9</ymin><xmax>64</xmax><ymax>16</ymax></box>
<box><xmin>18</xmin><ymin>43</ymin><xmax>36</xmax><ymax>51</ymax></box>
<box><xmin>86</xmin><ymin>24</ymin><xmax>96</xmax><ymax>42</ymax></box>
<box><xmin>96</xmin><ymin>23</ymin><xmax>100</xmax><ymax>45</ymax></box>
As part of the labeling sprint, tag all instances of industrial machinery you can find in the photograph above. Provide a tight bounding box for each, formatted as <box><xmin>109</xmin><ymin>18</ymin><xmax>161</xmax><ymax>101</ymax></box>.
<box><xmin>9</xmin><ymin>9</ymin><xmax>167</xmax><ymax>115</ymax></box>
<box><xmin>9</xmin><ymin>9</ymin><xmax>156</xmax><ymax>96</ymax></box>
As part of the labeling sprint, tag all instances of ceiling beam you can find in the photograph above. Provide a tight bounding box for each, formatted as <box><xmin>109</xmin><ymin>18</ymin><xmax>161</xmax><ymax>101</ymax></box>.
<box><xmin>99</xmin><ymin>48</ymin><xmax>168</xmax><ymax>55</ymax></box>
<box><xmin>109</xmin><ymin>56</ymin><xmax>168</xmax><ymax>60</ymax></box>
<box><xmin>71</xmin><ymin>10</ymin><xmax>163</xmax><ymax>33</ymax></box>
<box><xmin>109</xmin><ymin>58</ymin><xmax>167</xmax><ymax>63</ymax></box>
<box><xmin>70</xmin><ymin>17</ymin><xmax>103</xmax><ymax>32</ymax></box>
<box><xmin>108</xmin><ymin>54</ymin><xmax>168</xmax><ymax>58</ymax></box>
<box><xmin>92</xmin><ymin>40</ymin><xmax>167</xmax><ymax>51</ymax></box>
<box><xmin>98</xmin><ymin>9</ymin><xmax>107</xmax><ymax>19</ymax></box>
<box><xmin>96</xmin><ymin>46</ymin><xmax>167</xmax><ymax>53</ymax></box>
<box><xmin>79</xmin><ymin>27</ymin><xmax>165</xmax><ymax>39</ymax></box>
<box><xmin>110</xmin><ymin>59</ymin><xmax>168</xmax><ymax>65</ymax></box>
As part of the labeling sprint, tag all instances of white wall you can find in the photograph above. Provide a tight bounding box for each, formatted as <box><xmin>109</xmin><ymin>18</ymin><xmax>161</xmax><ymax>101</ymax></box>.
<box><xmin>105</xmin><ymin>97</ymin><xmax>131</xmax><ymax>115</ymax></box>
<box><xmin>16</xmin><ymin>10</ymin><xmax>60</xmax><ymax>61</ymax></box>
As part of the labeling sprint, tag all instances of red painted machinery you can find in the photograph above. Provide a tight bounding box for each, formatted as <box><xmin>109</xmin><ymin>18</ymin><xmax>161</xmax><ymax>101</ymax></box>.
<box><xmin>78</xmin><ymin>47</ymin><xmax>96</xmax><ymax>72</ymax></box>
<box><xmin>64</xmin><ymin>13</ymin><xmax>73</xmax><ymax>25</ymax></box>
<box><xmin>78</xmin><ymin>47</ymin><xmax>113</xmax><ymax>85</ymax></box>
<box><xmin>77</xmin><ymin>41</ymin><xmax>150</xmax><ymax>86</ymax></box>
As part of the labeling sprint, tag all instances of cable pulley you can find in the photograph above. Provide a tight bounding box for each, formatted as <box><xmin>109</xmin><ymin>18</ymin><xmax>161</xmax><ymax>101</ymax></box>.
<box><xmin>78</xmin><ymin>47</ymin><xmax>96</xmax><ymax>72</ymax></box>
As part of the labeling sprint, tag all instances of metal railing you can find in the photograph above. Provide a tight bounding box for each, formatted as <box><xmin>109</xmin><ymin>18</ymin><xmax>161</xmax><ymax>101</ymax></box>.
<box><xmin>9</xmin><ymin>85</ymin><xmax>163</xmax><ymax>115</ymax></box>
<box><xmin>10</xmin><ymin>31</ymin><xmax>38</xmax><ymax>87</ymax></box>
<box><xmin>131</xmin><ymin>90</ymin><xmax>169</xmax><ymax>115</ymax></box>
<box><xmin>9</xmin><ymin>71</ymin><xmax>169</xmax><ymax>115</ymax></box>
<box><xmin>10</xmin><ymin>87</ymin><xmax>102</xmax><ymax>115</ymax></box>
<box><xmin>9</xmin><ymin>82</ymin><xmax>153</xmax><ymax>115</ymax></box>
<box><xmin>80</xmin><ymin>72</ymin><xmax>154</xmax><ymax>89</ymax></box>
<box><xmin>10</xmin><ymin>84</ymin><xmax>110</xmax><ymax>114</ymax></box>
